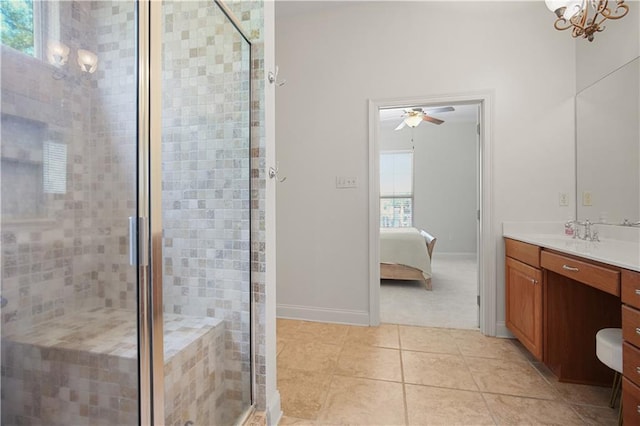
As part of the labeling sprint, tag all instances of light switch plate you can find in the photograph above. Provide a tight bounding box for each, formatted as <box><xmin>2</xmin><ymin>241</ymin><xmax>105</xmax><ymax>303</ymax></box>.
<box><xmin>582</xmin><ymin>191</ymin><xmax>593</xmax><ymax>206</ymax></box>
<box><xmin>336</xmin><ymin>176</ymin><xmax>357</xmax><ymax>189</ymax></box>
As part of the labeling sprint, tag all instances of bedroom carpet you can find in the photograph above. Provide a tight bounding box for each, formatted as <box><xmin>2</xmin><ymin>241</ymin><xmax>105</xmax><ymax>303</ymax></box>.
<box><xmin>380</xmin><ymin>254</ymin><xmax>478</xmax><ymax>329</ymax></box>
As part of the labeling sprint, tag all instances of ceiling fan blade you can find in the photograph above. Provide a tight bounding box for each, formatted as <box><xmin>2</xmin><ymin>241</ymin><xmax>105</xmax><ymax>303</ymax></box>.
<box><xmin>423</xmin><ymin>115</ymin><xmax>444</xmax><ymax>125</ymax></box>
<box><xmin>394</xmin><ymin>120</ymin><xmax>407</xmax><ymax>130</ymax></box>
<box><xmin>426</xmin><ymin>106</ymin><xmax>455</xmax><ymax>114</ymax></box>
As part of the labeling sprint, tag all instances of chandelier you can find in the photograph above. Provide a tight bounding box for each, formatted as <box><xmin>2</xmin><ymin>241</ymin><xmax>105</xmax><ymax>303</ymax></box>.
<box><xmin>544</xmin><ymin>0</ymin><xmax>629</xmax><ymax>42</ymax></box>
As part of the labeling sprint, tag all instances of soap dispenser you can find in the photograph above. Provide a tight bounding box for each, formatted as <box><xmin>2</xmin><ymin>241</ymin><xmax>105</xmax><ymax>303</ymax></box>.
<box><xmin>564</xmin><ymin>219</ymin><xmax>575</xmax><ymax>237</ymax></box>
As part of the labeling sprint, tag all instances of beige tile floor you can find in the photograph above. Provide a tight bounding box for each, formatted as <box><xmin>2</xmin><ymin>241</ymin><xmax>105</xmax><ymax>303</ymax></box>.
<box><xmin>276</xmin><ymin>319</ymin><xmax>619</xmax><ymax>425</ymax></box>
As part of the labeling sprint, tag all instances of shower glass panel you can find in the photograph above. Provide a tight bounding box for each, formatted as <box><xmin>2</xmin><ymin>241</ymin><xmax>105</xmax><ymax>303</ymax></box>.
<box><xmin>1</xmin><ymin>1</ymin><xmax>139</xmax><ymax>424</ymax></box>
<box><xmin>160</xmin><ymin>1</ymin><xmax>252</xmax><ymax>425</ymax></box>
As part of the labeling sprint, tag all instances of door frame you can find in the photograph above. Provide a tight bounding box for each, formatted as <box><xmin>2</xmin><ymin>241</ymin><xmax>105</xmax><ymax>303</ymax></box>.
<box><xmin>368</xmin><ymin>91</ymin><xmax>496</xmax><ymax>336</ymax></box>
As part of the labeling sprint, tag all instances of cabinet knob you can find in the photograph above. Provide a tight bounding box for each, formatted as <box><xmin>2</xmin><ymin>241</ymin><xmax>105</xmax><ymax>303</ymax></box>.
<box><xmin>637</xmin><ymin>405</ymin><xmax>640</xmax><ymax>414</ymax></box>
<box><xmin>636</xmin><ymin>327</ymin><xmax>640</xmax><ymax>335</ymax></box>
<box><xmin>635</xmin><ymin>289</ymin><xmax>640</xmax><ymax>296</ymax></box>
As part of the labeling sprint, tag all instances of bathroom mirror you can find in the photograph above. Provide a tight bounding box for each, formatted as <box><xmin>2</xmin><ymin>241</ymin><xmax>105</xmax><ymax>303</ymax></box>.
<box><xmin>576</xmin><ymin>57</ymin><xmax>640</xmax><ymax>225</ymax></box>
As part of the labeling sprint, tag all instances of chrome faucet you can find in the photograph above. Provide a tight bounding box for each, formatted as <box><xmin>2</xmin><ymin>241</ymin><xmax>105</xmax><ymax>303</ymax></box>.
<box><xmin>574</xmin><ymin>219</ymin><xmax>599</xmax><ymax>242</ymax></box>
<box><xmin>622</xmin><ymin>219</ymin><xmax>640</xmax><ymax>226</ymax></box>
<box><xmin>583</xmin><ymin>219</ymin><xmax>592</xmax><ymax>241</ymax></box>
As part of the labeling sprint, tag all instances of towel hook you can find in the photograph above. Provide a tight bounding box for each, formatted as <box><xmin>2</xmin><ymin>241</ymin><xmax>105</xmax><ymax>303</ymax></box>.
<box><xmin>268</xmin><ymin>163</ymin><xmax>287</xmax><ymax>183</ymax></box>
<box><xmin>268</xmin><ymin>66</ymin><xmax>286</xmax><ymax>87</ymax></box>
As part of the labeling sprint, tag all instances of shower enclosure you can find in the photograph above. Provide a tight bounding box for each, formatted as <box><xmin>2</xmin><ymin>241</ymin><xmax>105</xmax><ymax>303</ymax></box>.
<box><xmin>1</xmin><ymin>1</ymin><xmax>254</xmax><ymax>424</ymax></box>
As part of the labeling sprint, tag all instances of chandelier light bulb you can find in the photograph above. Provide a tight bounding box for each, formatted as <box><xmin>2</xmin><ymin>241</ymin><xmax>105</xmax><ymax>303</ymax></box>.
<box><xmin>562</xmin><ymin>0</ymin><xmax>585</xmax><ymax>19</ymax></box>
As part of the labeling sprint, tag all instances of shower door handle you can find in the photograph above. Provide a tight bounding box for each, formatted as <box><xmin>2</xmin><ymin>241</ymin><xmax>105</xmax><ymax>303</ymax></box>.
<box><xmin>129</xmin><ymin>216</ymin><xmax>149</xmax><ymax>266</ymax></box>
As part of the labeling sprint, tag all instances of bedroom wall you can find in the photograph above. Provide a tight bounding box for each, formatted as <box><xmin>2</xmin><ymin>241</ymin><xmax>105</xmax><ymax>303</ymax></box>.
<box><xmin>275</xmin><ymin>1</ymin><xmax>576</xmax><ymax>327</ymax></box>
<box><xmin>380</xmin><ymin>120</ymin><xmax>478</xmax><ymax>255</ymax></box>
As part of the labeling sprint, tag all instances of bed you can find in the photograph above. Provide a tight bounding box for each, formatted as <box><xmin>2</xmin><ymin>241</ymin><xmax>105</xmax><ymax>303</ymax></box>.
<box><xmin>380</xmin><ymin>227</ymin><xmax>437</xmax><ymax>290</ymax></box>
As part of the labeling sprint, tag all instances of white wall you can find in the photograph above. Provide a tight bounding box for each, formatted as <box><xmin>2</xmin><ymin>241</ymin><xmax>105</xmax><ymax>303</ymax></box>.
<box><xmin>575</xmin><ymin>2</ymin><xmax>640</xmax><ymax>226</ymax></box>
<box><xmin>380</xmin><ymin>119</ymin><xmax>478</xmax><ymax>254</ymax></box>
<box><xmin>576</xmin><ymin>58</ymin><xmax>639</xmax><ymax>225</ymax></box>
<box><xmin>575</xmin><ymin>1</ymin><xmax>640</xmax><ymax>92</ymax></box>
<box><xmin>275</xmin><ymin>1</ymin><xmax>576</xmax><ymax>327</ymax></box>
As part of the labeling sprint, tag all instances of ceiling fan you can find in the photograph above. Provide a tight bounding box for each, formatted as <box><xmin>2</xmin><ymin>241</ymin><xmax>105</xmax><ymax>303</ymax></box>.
<box><xmin>394</xmin><ymin>106</ymin><xmax>455</xmax><ymax>130</ymax></box>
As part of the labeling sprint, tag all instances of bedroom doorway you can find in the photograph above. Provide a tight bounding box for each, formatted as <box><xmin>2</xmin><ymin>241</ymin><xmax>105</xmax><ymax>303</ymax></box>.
<box><xmin>368</xmin><ymin>93</ymin><xmax>496</xmax><ymax>335</ymax></box>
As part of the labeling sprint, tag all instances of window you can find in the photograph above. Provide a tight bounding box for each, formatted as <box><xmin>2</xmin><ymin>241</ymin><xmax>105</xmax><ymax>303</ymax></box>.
<box><xmin>0</xmin><ymin>0</ymin><xmax>36</xmax><ymax>56</ymax></box>
<box><xmin>380</xmin><ymin>150</ymin><xmax>413</xmax><ymax>228</ymax></box>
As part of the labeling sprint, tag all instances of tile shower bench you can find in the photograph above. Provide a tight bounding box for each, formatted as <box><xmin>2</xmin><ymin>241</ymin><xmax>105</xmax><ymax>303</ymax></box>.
<box><xmin>1</xmin><ymin>307</ymin><xmax>226</xmax><ymax>425</ymax></box>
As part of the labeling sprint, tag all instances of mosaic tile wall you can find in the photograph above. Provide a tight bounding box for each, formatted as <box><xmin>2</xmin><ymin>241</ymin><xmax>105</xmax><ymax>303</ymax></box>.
<box><xmin>1</xmin><ymin>1</ymin><xmax>140</xmax><ymax>423</ymax></box>
<box><xmin>1</xmin><ymin>0</ymin><xmax>103</xmax><ymax>338</ymax></box>
<box><xmin>160</xmin><ymin>1</ymin><xmax>253</xmax><ymax>420</ymax></box>
<box><xmin>223</xmin><ymin>0</ymin><xmax>267</xmax><ymax>412</ymax></box>
<box><xmin>1</xmin><ymin>0</ymin><xmax>268</xmax><ymax>421</ymax></box>
<box><xmin>89</xmin><ymin>1</ymin><xmax>139</xmax><ymax>311</ymax></box>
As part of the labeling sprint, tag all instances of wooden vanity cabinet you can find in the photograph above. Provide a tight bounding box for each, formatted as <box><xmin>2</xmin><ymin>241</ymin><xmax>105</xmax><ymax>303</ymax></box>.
<box><xmin>505</xmin><ymin>237</ymin><xmax>621</xmax><ymax>380</ymax></box>
<box><xmin>622</xmin><ymin>269</ymin><xmax>640</xmax><ymax>423</ymax></box>
<box><xmin>542</xmin><ymin>250</ymin><xmax>621</xmax><ymax>385</ymax></box>
<box><xmin>505</xmin><ymin>239</ymin><xmax>543</xmax><ymax>360</ymax></box>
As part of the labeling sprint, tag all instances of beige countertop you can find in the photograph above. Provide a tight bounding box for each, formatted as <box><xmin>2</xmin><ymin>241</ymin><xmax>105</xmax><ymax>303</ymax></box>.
<box><xmin>503</xmin><ymin>222</ymin><xmax>640</xmax><ymax>272</ymax></box>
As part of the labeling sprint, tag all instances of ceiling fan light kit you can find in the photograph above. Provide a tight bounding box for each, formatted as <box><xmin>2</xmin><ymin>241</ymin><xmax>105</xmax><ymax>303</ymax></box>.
<box><xmin>394</xmin><ymin>107</ymin><xmax>454</xmax><ymax>131</ymax></box>
<box><xmin>404</xmin><ymin>113</ymin><xmax>423</xmax><ymax>128</ymax></box>
<box><xmin>544</xmin><ymin>0</ymin><xmax>629</xmax><ymax>42</ymax></box>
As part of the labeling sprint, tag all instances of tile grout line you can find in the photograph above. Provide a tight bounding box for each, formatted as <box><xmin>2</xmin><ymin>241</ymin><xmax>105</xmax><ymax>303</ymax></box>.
<box><xmin>516</xmin><ymin>342</ymin><xmax>596</xmax><ymax>423</ymax></box>
<box><xmin>454</xmin><ymin>330</ymin><xmax>499</xmax><ymax>425</ymax></box>
<box><xmin>278</xmin><ymin>320</ymin><xmax>614</xmax><ymax>425</ymax></box>
<box><xmin>398</xmin><ymin>324</ymin><xmax>409</xmax><ymax>426</ymax></box>
<box><xmin>312</xmin><ymin>327</ymin><xmax>350</xmax><ymax>424</ymax></box>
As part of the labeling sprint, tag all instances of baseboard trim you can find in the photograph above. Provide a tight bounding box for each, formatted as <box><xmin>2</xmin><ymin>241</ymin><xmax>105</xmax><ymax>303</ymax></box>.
<box><xmin>277</xmin><ymin>304</ymin><xmax>370</xmax><ymax>326</ymax></box>
<box><xmin>496</xmin><ymin>321</ymin><xmax>515</xmax><ymax>338</ymax></box>
<box><xmin>266</xmin><ymin>390</ymin><xmax>282</xmax><ymax>426</ymax></box>
<box><xmin>435</xmin><ymin>252</ymin><xmax>478</xmax><ymax>258</ymax></box>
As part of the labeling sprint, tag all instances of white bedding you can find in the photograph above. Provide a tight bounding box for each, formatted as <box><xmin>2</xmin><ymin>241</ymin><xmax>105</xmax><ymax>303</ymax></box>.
<box><xmin>380</xmin><ymin>227</ymin><xmax>432</xmax><ymax>280</ymax></box>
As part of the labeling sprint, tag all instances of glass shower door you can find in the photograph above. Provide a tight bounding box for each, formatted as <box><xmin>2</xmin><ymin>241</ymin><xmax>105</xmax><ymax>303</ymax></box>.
<box><xmin>158</xmin><ymin>1</ymin><xmax>252</xmax><ymax>424</ymax></box>
<box><xmin>1</xmin><ymin>1</ymin><xmax>140</xmax><ymax>424</ymax></box>
<box><xmin>1</xmin><ymin>1</ymin><xmax>253</xmax><ymax>423</ymax></box>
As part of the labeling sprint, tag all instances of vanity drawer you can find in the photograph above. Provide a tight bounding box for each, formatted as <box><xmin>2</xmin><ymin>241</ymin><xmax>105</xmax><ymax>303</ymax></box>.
<box><xmin>623</xmin><ymin>377</ymin><xmax>640</xmax><ymax>424</ymax></box>
<box><xmin>623</xmin><ymin>270</ymin><xmax>640</xmax><ymax>310</ymax></box>
<box><xmin>505</xmin><ymin>238</ymin><xmax>540</xmax><ymax>268</ymax></box>
<box><xmin>623</xmin><ymin>305</ymin><xmax>640</xmax><ymax>348</ymax></box>
<box><xmin>540</xmin><ymin>251</ymin><xmax>620</xmax><ymax>296</ymax></box>
<box><xmin>624</xmin><ymin>342</ymin><xmax>640</xmax><ymax>387</ymax></box>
